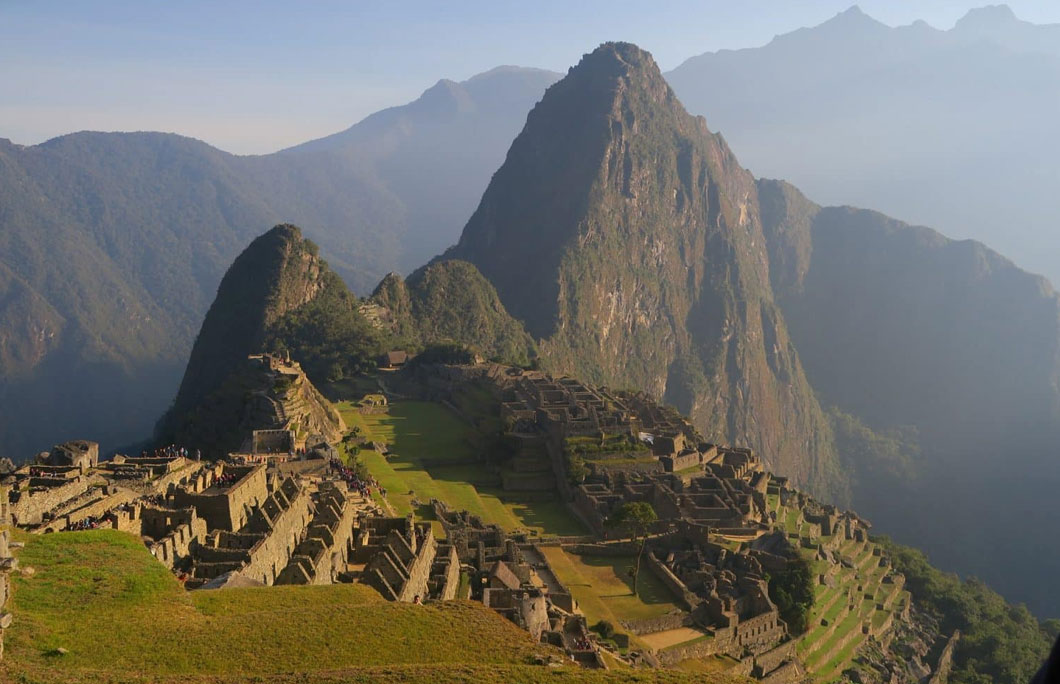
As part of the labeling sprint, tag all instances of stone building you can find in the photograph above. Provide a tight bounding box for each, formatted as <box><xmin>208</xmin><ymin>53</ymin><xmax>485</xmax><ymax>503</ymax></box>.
<box><xmin>355</xmin><ymin>516</ymin><xmax>440</xmax><ymax>602</ymax></box>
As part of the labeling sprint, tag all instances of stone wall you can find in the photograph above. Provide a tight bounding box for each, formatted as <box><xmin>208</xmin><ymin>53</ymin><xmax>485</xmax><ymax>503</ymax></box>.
<box><xmin>9</xmin><ymin>476</ymin><xmax>91</xmax><ymax>526</ymax></box>
<box><xmin>240</xmin><ymin>481</ymin><xmax>312</xmax><ymax>585</ymax></box>
<box><xmin>760</xmin><ymin>659</ymin><xmax>804</xmax><ymax>684</ymax></box>
<box><xmin>149</xmin><ymin>513</ymin><xmax>208</xmax><ymax>570</ymax></box>
<box><xmin>645</xmin><ymin>550</ymin><xmax>698</xmax><ymax>611</ymax></box>
<box><xmin>362</xmin><ymin>520</ymin><xmax>438</xmax><ymax>603</ymax></box>
<box><xmin>733</xmin><ymin>610</ymin><xmax>786</xmax><ymax>655</ymax></box>
<box><xmin>621</xmin><ymin>612</ymin><xmax>692</xmax><ymax>635</ymax></box>
<box><xmin>436</xmin><ymin>545</ymin><xmax>460</xmax><ymax>600</ymax></box>
<box><xmin>396</xmin><ymin>527</ymin><xmax>436</xmax><ymax>602</ymax></box>
<box><xmin>171</xmin><ymin>464</ymin><xmax>267</xmax><ymax>532</ymax></box>
<box><xmin>278</xmin><ymin>482</ymin><xmax>357</xmax><ymax>585</ymax></box>
<box><xmin>654</xmin><ymin>632</ymin><xmax>723</xmax><ymax>665</ymax></box>
<box><xmin>928</xmin><ymin>630</ymin><xmax>961</xmax><ymax>684</ymax></box>
<box><xmin>39</xmin><ymin>486</ymin><xmax>140</xmax><ymax>533</ymax></box>
<box><xmin>752</xmin><ymin>639</ymin><xmax>797</xmax><ymax>677</ymax></box>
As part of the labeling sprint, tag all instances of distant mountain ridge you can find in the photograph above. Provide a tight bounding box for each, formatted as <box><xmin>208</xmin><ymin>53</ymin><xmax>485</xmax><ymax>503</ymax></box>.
<box><xmin>0</xmin><ymin>66</ymin><xmax>558</xmax><ymax>459</ymax></box>
<box><xmin>665</xmin><ymin>3</ymin><xmax>1060</xmax><ymax>289</ymax></box>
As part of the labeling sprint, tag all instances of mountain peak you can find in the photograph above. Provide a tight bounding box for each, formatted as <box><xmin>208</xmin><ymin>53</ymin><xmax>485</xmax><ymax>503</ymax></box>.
<box><xmin>261</xmin><ymin>222</ymin><xmax>303</xmax><ymax>244</ymax></box>
<box><xmin>570</xmin><ymin>42</ymin><xmax>660</xmax><ymax>79</ymax></box>
<box><xmin>162</xmin><ymin>223</ymin><xmax>331</xmax><ymax>418</ymax></box>
<box><xmin>819</xmin><ymin>5</ymin><xmax>887</xmax><ymax>31</ymax></box>
<box><xmin>954</xmin><ymin>4</ymin><xmax>1020</xmax><ymax>30</ymax></box>
<box><xmin>448</xmin><ymin>42</ymin><xmax>844</xmax><ymax>495</ymax></box>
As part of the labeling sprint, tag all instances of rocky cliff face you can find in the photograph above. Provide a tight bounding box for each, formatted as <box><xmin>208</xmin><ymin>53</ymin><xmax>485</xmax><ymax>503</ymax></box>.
<box><xmin>165</xmin><ymin>224</ymin><xmax>332</xmax><ymax>417</ymax></box>
<box><xmin>157</xmin><ymin>224</ymin><xmax>375</xmax><ymax>448</ymax></box>
<box><xmin>448</xmin><ymin>43</ymin><xmax>845</xmax><ymax>499</ymax></box>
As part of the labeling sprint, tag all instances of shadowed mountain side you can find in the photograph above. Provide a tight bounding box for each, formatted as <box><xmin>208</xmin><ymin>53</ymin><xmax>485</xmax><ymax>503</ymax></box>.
<box><xmin>758</xmin><ymin>177</ymin><xmax>1060</xmax><ymax>615</ymax></box>
<box><xmin>447</xmin><ymin>42</ymin><xmax>847</xmax><ymax>501</ymax></box>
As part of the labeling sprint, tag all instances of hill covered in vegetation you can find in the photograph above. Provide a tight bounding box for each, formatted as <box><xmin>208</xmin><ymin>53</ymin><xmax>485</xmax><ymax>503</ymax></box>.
<box><xmin>370</xmin><ymin>260</ymin><xmax>537</xmax><ymax>366</ymax></box>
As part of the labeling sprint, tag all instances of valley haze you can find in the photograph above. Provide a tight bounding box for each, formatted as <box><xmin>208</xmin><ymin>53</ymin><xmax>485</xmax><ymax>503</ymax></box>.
<box><xmin>0</xmin><ymin>4</ymin><xmax>1057</xmax><ymax>684</ymax></box>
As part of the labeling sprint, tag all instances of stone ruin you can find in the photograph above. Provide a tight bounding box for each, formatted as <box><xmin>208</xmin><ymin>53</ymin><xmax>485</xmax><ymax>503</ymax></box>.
<box><xmin>0</xmin><ymin>505</ymin><xmax>16</xmax><ymax>659</ymax></box>
<box><xmin>353</xmin><ymin>516</ymin><xmax>444</xmax><ymax>602</ymax></box>
<box><xmin>400</xmin><ymin>361</ymin><xmax>911</xmax><ymax>680</ymax></box>
<box><xmin>431</xmin><ymin>499</ymin><xmax>605</xmax><ymax>668</ymax></box>
<box><xmin>573</xmin><ymin>447</ymin><xmax>770</xmax><ymax>538</ymax></box>
<box><xmin>0</xmin><ymin>359</ymin><xmax>915</xmax><ymax>680</ymax></box>
<box><xmin>2</xmin><ymin>440</ymin><xmax>380</xmax><ymax>591</ymax></box>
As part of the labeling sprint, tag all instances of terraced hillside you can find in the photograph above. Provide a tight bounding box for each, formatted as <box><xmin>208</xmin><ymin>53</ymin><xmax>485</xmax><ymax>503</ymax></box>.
<box><xmin>763</xmin><ymin>496</ymin><xmax>913</xmax><ymax>682</ymax></box>
<box><xmin>0</xmin><ymin>529</ymin><xmax>748</xmax><ymax>684</ymax></box>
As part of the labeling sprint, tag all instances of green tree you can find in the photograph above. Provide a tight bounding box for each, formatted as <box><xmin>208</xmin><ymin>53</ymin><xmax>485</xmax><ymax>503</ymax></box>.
<box><xmin>606</xmin><ymin>502</ymin><xmax>658</xmax><ymax>595</ymax></box>
<box><xmin>767</xmin><ymin>557</ymin><xmax>815</xmax><ymax>635</ymax></box>
<box><xmin>876</xmin><ymin>536</ymin><xmax>1052</xmax><ymax>684</ymax></box>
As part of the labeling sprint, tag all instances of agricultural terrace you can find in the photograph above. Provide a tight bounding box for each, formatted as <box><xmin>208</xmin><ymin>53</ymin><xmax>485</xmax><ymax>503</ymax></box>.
<box><xmin>773</xmin><ymin>503</ymin><xmax>912</xmax><ymax>683</ymax></box>
<box><xmin>336</xmin><ymin>399</ymin><xmax>586</xmax><ymax>537</ymax></box>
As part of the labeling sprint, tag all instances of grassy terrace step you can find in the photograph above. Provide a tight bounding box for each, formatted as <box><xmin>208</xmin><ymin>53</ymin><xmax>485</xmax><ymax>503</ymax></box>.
<box><xmin>800</xmin><ymin>561</ymin><xmax>890</xmax><ymax>660</ymax></box>
<box><xmin>811</xmin><ymin>580</ymin><xmax>852</xmax><ymax>625</ymax></box>
<box><xmin>878</xmin><ymin>580</ymin><xmax>904</xmax><ymax>610</ymax></box>
<box><xmin>2</xmin><ymin>530</ymin><xmax>750</xmax><ymax>684</ymax></box>
<box><xmin>799</xmin><ymin>591</ymin><xmax>854</xmax><ymax>657</ymax></box>
<box><xmin>804</xmin><ymin>597</ymin><xmax>876</xmax><ymax>672</ymax></box>
<box><xmin>337</xmin><ymin>400</ymin><xmax>586</xmax><ymax>537</ymax></box>
<box><xmin>816</xmin><ymin>602</ymin><xmax>896</xmax><ymax>683</ymax></box>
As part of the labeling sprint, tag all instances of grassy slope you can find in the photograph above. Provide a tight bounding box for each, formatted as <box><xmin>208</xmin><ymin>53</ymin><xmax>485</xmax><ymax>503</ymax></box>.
<box><xmin>337</xmin><ymin>400</ymin><xmax>586</xmax><ymax>537</ymax></box>
<box><xmin>2</xmin><ymin>529</ymin><xmax>748</xmax><ymax>684</ymax></box>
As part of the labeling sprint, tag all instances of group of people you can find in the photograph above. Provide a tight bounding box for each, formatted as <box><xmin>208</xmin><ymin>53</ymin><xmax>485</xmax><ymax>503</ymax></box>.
<box><xmin>68</xmin><ymin>515</ymin><xmax>104</xmax><ymax>531</ymax></box>
<box><xmin>328</xmin><ymin>460</ymin><xmax>386</xmax><ymax>500</ymax></box>
<box><xmin>215</xmin><ymin>471</ymin><xmax>242</xmax><ymax>488</ymax></box>
<box><xmin>140</xmin><ymin>444</ymin><xmax>201</xmax><ymax>461</ymax></box>
<box><xmin>572</xmin><ymin>636</ymin><xmax>593</xmax><ymax>651</ymax></box>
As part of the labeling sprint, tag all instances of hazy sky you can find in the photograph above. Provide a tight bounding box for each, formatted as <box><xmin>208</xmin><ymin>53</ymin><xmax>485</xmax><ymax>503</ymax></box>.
<box><xmin>3</xmin><ymin>1</ymin><xmax>1059</xmax><ymax>154</ymax></box>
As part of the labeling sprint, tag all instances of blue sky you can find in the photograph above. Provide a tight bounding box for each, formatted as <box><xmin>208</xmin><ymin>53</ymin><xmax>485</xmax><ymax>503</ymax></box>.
<box><xmin>3</xmin><ymin>0</ymin><xmax>1059</xmax><ymax>154</ymax></box>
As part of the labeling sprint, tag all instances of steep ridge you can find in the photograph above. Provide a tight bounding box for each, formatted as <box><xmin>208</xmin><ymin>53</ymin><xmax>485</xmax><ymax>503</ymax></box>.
<box><xmin>448</xmin><ymin>43</ymin><xmax>846</xmax><ymax>500</ymax></box>
<box><xmin>758</xmin><ymin>178</ymin><xmax>1060</xmax><ymax>615</ymax></box>
<box><xmin>370</xmin><ymin>260</ymin><xmax>537</xmax><ymax>366</ymax></box>
<box><xmin>157</xmin><ymin>224</ymin><xmax>380</xmax><ymax>444</ymax></box>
